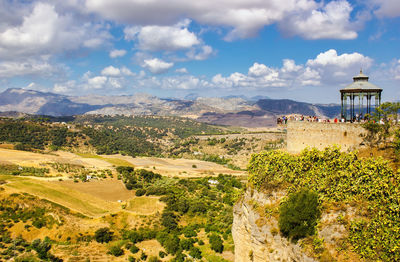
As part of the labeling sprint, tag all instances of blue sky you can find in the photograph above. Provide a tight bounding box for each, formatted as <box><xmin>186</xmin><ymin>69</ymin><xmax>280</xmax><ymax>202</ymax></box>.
<box><xmin>0</xmin><ymin>0</ymin><xmax>399</xmax><ymax>103</ymax></box>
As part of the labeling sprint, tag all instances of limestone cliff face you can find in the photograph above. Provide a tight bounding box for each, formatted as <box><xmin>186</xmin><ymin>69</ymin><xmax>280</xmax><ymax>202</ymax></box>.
<box><xmin>232</xmin><ymin>189</ymin><xmax>316</xmax><ymax>262</ymax></box>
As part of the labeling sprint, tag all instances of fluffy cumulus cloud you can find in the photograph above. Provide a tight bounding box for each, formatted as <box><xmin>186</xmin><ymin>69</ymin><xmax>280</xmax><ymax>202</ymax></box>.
<box><xmin>142</xmin><ymin>58</ymin><xmax>174</xmax><ymax>74</ymax></box>
<box><xmin>53</xmin><ymin>80</ymin><xmax>76</xmax><ymax>93</ymax></box>
<box><xmin>101</xmin><ymin>66</ymin><xmax>121</xmax><ymax>77</ymax></box>
<box><xmin>87</xmin><ymin>76</ymin><xmax>108</xmax><ymax>89</ymax></box>
<box><xmin>124</xmin><ymin>19</ymin><xmax>200</xmax><ymax>51</ymax></box>
<box><xmin>306</xmin><ymin>49</ymin><xmax>373</xmax><ymax>83</ymax></box>
<box><xmin>211</xmin><ymin>49</ymin><xmax>373</xmax><ymax>89</ymax></box>
<box><xmin>86</xmin><ymin>0</ymin><xmax>362</xmax><ymax>40</ymax></box>
<box><xmin>0</xmin><ymin>2</ymin><xmax>110</xmax><ymax>60</ymax></box>
<box><xmin>279</xmin><ymin>1</ymin><xmax>358</xmax><ymax>39</ymax></box>
<box><xmin>109</xmin><ymin>49</ymin><xmax>127</xmax><ymax>58</ymax></box>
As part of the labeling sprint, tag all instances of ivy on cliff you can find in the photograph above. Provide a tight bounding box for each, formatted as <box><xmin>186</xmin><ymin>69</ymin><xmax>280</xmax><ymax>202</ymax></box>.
<box><xmin>248</xmin><ymin>146</ymin><xmax>400</xmax><ymax>261</ymax></box>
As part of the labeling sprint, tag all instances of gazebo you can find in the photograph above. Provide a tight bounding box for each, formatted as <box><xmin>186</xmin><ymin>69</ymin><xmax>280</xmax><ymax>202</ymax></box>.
<box><xmin>340</xmin><ymin>70</ymin><xmax>382</xmax><ymax>121</ymax></box>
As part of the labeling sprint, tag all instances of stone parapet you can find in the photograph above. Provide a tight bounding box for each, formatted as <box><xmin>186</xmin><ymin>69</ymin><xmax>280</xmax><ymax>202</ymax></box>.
<box><xmin>286</xmin><ymin>121</ymin><xmax>366</xmax><ymax>153</ymax></box>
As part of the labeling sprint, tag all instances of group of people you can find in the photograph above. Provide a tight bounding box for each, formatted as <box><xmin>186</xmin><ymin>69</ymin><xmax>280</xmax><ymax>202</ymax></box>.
<box><xmin>277</xmin><ymin>113</ymin><xmax>371</xmax><ymax>125</ymax></box>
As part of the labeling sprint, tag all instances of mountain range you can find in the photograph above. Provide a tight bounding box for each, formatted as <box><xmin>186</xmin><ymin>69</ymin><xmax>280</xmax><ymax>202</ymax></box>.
<box><xmin>0</xmin><ymin>88</ymin><xmax>341</xmax><ymax>127</ymax></box>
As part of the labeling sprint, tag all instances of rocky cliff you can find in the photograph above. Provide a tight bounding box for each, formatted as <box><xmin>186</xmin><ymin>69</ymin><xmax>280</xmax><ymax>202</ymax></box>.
<box><xmin>232</xmin><ymin>189</ymin><xmax>316</xmax><ymax>262</ymax></box>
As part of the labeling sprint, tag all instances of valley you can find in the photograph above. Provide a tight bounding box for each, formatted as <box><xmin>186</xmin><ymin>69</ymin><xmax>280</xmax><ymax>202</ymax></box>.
<box><xmin>0</xmin><ymin>115</ymin><xmax>279</xmax><ymax>261</ymax></box>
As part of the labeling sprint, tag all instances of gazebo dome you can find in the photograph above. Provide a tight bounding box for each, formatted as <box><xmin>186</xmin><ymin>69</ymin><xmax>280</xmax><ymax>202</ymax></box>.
<box><xmin>340</xmin><ymin>70</ymin><xmax>382</xmax><ymax>93</ymax></box>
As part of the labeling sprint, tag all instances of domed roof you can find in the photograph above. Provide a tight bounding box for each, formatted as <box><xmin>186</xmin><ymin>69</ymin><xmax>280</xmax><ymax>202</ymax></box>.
<box><xmin>340</xmin><ymin>70</ymin><xmax>382</xmax><ymax>93</ymax></box>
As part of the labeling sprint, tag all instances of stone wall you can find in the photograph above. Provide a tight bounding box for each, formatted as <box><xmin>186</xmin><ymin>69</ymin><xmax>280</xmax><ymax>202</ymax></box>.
<box><xmin>286</xmin><ymin>121</ymin><xmax>366</xmax><ymax>153</ymax></box>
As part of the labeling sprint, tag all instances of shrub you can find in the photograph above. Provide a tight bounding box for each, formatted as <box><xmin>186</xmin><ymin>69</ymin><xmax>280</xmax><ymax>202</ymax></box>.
<box><xmin>130</xmin><ymin>244</ymin><xmax>139</xmax><ymax>254</ymax></box>
<box><xmin>159</xmin><ymin>251</ymin><xmax>167</xmax><ymax>258</ymax></box>
<box><xmin>278</xmin><ymin>189</ymin><xmax>320</xmax><ymax>241</ymax></box>
<box><xmin>208</xmin><ymin>233</ymin><xmax>223</xmax><ymax>253</ymax></box>
<box><xmin>189</xmin><ymin>247</ymin><xmax>202</xmax><ymax>259</ymax></box>
<box><xmin>179</xmin><ymin>238</ymin><xmax>193</xmax><ymax>251</ymax></box>
<box><xmin>108</xmin><ymin>245</ymin><xmax>124</xmax><ymax>257</ymax></box>
<box><xmin>31</xmin><ymin>238</ymin><xmax>51</xmax><ymax>259</ymax></box>
<box><xmin>161</xmin><ymin>211</ymin><xmax>178</xmax><ymax>231</ymax></box>
<box><xmin>94</xmin><ymin>227</ymin><xmax>113</xmax><ymax>243</ymax></box>
<box><xmin>163</xmin><ymin>235</ymin><xmax>180</xmax><ymax>254</ymax></box>
<box><xmin>135</xmin><ymin>189</ymin><xmax>146</xmax><ymax>196</ymax></box>
<box><xmin>183</xmin><ymin>226</ymin><xmax>197</xmax><ymax>238</ymax></box>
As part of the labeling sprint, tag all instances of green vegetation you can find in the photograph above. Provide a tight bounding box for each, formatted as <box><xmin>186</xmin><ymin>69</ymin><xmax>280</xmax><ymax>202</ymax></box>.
<box><xmin>248</xmin><ymin>147</ymin><xmax>400</xmax><ymax>261</ymax></box>
<box><xmin>278</xmin><ymin>189</ymin><xmax>320</xmax><ymax>241</ymax></box>
<box><xmin>95</xmin><ymin>227</ymin><xmax>114</xmax><ymax>243</ymax></box>
<box><xmin>0</xmin><ymin>119</ymin><xmax>75</xmax><ymax>150</ymax></box>
<box><xmin>362</xmin><ymin>102</ymin><xmax>400</xmax><ymax>150</ymax></box>
<box><xmin>116</xmin><ymin>166</ymin><xmax>243</xmax><ymax>260</ymax></box>
<box><xmin>74</xmin><ymin>115</ymin><xmax>227</xmax><ymax>138</ymax></box>
<box><xmin>0</xmin><ymin>164</ymin><xmax>50</xmax><ymax>177</ymax></box>
<box><xmin>0</xmin><ymin>193</ymin><xmax>75</xmax><ymax>261</ymax></box>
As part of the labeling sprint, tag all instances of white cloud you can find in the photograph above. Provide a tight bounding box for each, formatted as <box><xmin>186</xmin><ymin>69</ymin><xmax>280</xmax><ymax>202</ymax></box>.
<box><xmin>211</xmin><ymin>49</ymin><xmax>373</xmax><ymax>90</ymax></box>
<box><xmin>161</xmin><ymin>75</ymin><xmax>208</xmax><ymax>89</ymax></box>
<box><xmin>101</xmin><ymin>66</ymin><xmax>121</xmax><ymax>77</ymax></box>
<box><xmin>279</xmin><ymin>1</ymin><xmax>358</xmax><ymax>40</ymax></box>
<box><xmin>53</xmin><ymin>80</ymin><xmax>76</xmax><ymax>93</ymax></box>
<box><xmin>124</xmin><ymin>19</ymin><xmax>200</xmax><ymax>51</ymax></box>
<box><xmin>371</xmin><ymin>0</ymin><xmax>400</xmax><ymax>18</ymax></box>
<box><xmin>0</xmin><ymin>59</ymin><xmax>58</xmax><ymax>78</ymax></box>
<box><xmin>121</xmin><ymin>66</ymin><xmax>135</xmax><ymax>76</ymax></box>
<box><xmin>86</xmin><ymin>0</ymin><xmax>362</xmax><ymax>40</ymax></box>
<box><xmin>306</xmin><ymin>49</ymin><xmax>373</xmax><ymax>84</ymax></box>
<box><xmin>176</xmin><ymin>68</ymin><xmax>188</xmax><ymax>74</ymax></box>
<box><xmin>186</xmin><ymin>45</ymin><xmax>214</xmax><ymax>61</ymax></box>
<box><xmin>87</xmin><ymin>76</ymin><xmax>108</xmax><ymax>89</ymax></box>
<box><xmin>142</xmin><ymin>58</ymin><xmax>174</xmax><ymax>74</ymax></box>
<box><xmin>0</xmin><ymin>2</ymin><xmax>110</xmax><ymax>60</ymax></box>
<box><xmin>109</xmin><ymin>49</ymin><xmax>127</xmax><ymax>58</ymax></box>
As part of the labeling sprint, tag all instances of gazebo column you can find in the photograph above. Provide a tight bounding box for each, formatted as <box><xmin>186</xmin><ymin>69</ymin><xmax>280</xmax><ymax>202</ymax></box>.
<box><xmin>352</xmin><ymin>94</ymin><xmax>355</xmax><ymax>121</ymax></box>
<box><xmin>361</xmin><ymin>93</ymin><xmax>364</xmax><ymax>117</ymax></box>
<box><xmin>341</xmin><ymin>93</ymin><xmax>344</xmax><ymax>119</ymax></box>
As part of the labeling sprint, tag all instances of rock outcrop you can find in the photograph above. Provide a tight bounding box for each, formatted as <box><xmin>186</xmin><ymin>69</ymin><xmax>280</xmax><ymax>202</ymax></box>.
<box><xmin>232</xmin><ymin>189</ymin><xmax>316</xmax><ymax>262</ymax></box>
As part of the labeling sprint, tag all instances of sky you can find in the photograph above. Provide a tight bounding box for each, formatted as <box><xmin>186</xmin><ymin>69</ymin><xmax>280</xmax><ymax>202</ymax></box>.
<box><xmin>0</xmin><ymin>0</ymin><xmax>399</xmax><ymax>103</ymax></box>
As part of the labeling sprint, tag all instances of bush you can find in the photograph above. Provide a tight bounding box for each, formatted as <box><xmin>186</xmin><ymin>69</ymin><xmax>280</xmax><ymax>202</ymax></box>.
<box><xmin>31</xmin><ymin>238</ymin><xmax>51</xmax><ymax>259</ymax></box>
<box><xmin>94</xmin><ymin>227</ymin><xmax>113</xmax><ymax>243</ymax></box>
<box><xmin>135</xmin><ymin>189</ymin><xmax>146</xmax><ymax>196</ymax></box>
<box><xmin>278</xmin><ymin>189</ymin><xmax>320</xmax><ymax>241</ymax></box>
<box><xmin>130</xmin><ymin>244</ymin><xmax>139</xmax><ymax>254</ymax></box>
<box><xmin>159</xmin><ymin>251</ymin><xmax>167</xmax><ymax>258</ymax></box>
<box><xmin>208</xmin><ymin>233</ymin><xmax>224</xmax><ymax>253</ymax></box>
<box><xmin>108</xmin><ymin>245</ymin><xmax>124</xmax><ymax>257</ymax></box>
<box><xmin>189</xmin><ymin>246</ymin><xmax>202</xmax><ymax>259</ymax></box>
<box><xmin>161</xmin><ymin>212</ymin><xmax>178</xmax><ymax>231</ymax></box>
<box><xmin>179</xmin><ymin>238</ymin><xmax>193</xmax><ymax>251</ymax></box>
<box><xmin>163</xmin><ymin>235</ymin><xmax>180</xmax><ymax>254</ymax></box>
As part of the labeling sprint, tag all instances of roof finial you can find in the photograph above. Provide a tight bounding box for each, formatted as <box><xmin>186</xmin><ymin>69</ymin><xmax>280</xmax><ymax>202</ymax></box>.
<box><xmin>360</xmin><ymin>68</ymin><xmax>363</xmax><ymax>74</ymax></box>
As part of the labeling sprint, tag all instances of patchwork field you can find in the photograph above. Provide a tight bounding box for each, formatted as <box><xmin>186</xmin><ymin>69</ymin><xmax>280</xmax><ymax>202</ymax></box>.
<box><xmin>0</xmin><ymin>147</ymin><xmax>245</xmax><ymax>261</ymax></box>
<box><xmin>104</xmin><ymin>154</ymin><xmax>245</xmax><ymax>177</ymax></box>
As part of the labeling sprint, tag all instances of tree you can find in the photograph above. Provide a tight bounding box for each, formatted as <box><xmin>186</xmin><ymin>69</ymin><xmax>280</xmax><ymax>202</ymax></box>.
<box><xmin>161</xmin><ymin>211</ymin><xmax>178</xmax><ymax>231</ymax></box>
<box><xmin>108</xmin><ymin>245</ymin><xmax>124</xmax><ymax>257</ymax></box>
<box><xmin>94</xmin><ymin>227</ymin><xmax>113</xmax><ymax>243</ymax></box>
<box><xmin>208</xmin><ymin>233</ymin><xmax>224</xmax><ymax>253</ymax></box>
<box><xmin>362</xmin><ymin>102</ymin><xmax>400</xmax><ymax>148</ymax></box>
<box><xmin>278</xmin><ymin>189</ymin><xmax>321</xmax><ymax>241</ymax></box>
